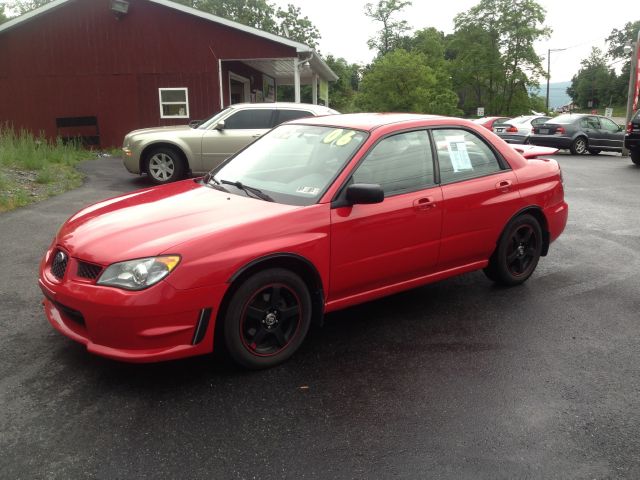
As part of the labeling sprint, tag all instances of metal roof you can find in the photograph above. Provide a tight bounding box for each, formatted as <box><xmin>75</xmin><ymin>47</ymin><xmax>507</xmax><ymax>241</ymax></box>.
<box><xmin>0</xmin><ymin>0</ymin><xmax>338</xmax><ymax>81</ymax></box>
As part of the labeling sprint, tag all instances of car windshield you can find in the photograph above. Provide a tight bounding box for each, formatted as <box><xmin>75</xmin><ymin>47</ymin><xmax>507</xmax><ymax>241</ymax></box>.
<box><xmin>196</xmin><ymin>107</ymin><xmax>233</xmax><ymax>130</ymax></box>
<box><xmin>209</xmin><ymin>124</ymin><xmax>368</xmax><ymax>206</ymax></box>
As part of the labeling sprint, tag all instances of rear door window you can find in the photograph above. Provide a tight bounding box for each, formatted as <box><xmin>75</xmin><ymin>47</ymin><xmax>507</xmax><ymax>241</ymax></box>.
<box><xmin>224</xmin><ymin>109</ymin><xmax>274</xmax><ymax>129</ymax></box>
<box><xmin>275</xmin><ymin>109</ymin><xmax>314</xmax><ymax>125</ymax></box>
<box><xmin>432</xmin><ymin>129</ymin><xmax>503</xmax><ymax>183</ymax></box>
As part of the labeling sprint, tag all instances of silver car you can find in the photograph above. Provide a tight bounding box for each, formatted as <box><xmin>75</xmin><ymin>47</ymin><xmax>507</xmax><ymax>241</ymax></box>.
<box><xmin>492</xmin><ymin>115</ymin><xmax>551</xmax><ymax>144</ymax></box>
<box><xmin>122</xmin><ymin>102</ymin><xmax>338</xmax><ymax>184</ymax></box>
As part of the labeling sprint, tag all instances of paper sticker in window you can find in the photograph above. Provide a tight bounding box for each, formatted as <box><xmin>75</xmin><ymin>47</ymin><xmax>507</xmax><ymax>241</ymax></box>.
<box><xmin>446</xmin><ymin>136</ymin><xmax>472</xmax><ymax>171</ymax></box>
<box><xmin>296</xmin><ymin>186</ymin><xmax>320</xmax><ymax>195</ymax></box>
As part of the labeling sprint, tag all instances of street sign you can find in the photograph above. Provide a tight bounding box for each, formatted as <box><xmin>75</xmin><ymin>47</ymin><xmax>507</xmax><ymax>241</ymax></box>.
<box><xmin>605</xmin><ymin>107</ymin><xmax>613</xmax><ymax>118</ymax></box>
<box><xmin>477</xmin><ymin>107</ymin><xmax>484</xmax><ymax>117</ymax></box>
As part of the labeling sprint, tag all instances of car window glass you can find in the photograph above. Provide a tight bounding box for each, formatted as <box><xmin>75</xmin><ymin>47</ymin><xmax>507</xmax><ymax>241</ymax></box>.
<box><xmin>352</xmin><ymin>130</ymin><xmax>435</xmax><ymax>196</ymax></box>
<box><xmin>531</xmin><ymin>117</ymin><xmax>549</xmax><ymax>126</ymax></box>
<box><xmin>432</xmin><ymin>129</ymin><xmax>502</xmax><ymax>183</ymax></box>
<box><xmin>224</xmin><ymin>109</ymin><xmax>273</xmax><ymax>129</ymax></box>
<box><xmin>586</xmin><ymin>117</ymin><xmax>600</xmax><ymax>129</ymax></box>
<box><xmin>276</xmin><ymin>110</ymin><xmax>313</xmax><ymax>125</ymax></box>
<box><xmin>599</xmin><ymin>117</ymin><xmax>620</xmax><ymax>132</ymax></box>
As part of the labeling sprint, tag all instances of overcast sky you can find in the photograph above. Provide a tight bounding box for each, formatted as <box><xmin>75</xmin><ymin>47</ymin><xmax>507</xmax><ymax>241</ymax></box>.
<box><xmin>272</xmin><ymin>0</ymin><xmax>638</xmax><ymax>84</ymax></box>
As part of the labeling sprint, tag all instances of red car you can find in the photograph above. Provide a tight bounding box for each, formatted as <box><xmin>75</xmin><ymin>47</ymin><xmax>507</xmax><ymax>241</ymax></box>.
<box><xmin>39</xmin><ymin>114</ymin><xmax>568</xmax><ymax>369</ymax></box>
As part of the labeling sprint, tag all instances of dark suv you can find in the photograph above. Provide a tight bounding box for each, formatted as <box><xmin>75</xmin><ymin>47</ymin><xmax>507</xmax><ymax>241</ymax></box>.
<box><xmin>625</xmin><ymin>110</ymin><xmax>640</xmax><ymax>166</ymax></box>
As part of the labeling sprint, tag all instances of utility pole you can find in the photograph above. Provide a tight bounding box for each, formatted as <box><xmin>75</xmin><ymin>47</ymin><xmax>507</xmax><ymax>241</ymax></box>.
<box><xmin>623</xmin><ymin>31</ymin><xmax>640</xmax><ymax>156</ymax></box>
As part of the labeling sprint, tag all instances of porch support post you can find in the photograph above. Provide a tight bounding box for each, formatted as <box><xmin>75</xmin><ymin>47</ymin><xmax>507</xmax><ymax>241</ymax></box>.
<box><xmin>312</xmin><ymin>73</ymin><xmax>318</xmax><ymax>105</ymax></box>
<box><xmin>294</xmin><ymin>58</ymin><xmax>301</xmax><ymax>103</ymax></box>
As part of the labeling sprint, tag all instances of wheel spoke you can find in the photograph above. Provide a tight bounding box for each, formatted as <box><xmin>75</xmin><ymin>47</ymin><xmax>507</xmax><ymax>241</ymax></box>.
<box><xmin>273</xmin><ymin>328</ymin><xmax>286</xmax><ymax>348</ymax></box>
<box><xmin>249</xmin><ymin>328</ymin><xmax>267</xmax><ymax>350</ymax></box>
<box><xmin>507</xmin><ymin>249</ymin><xmax>519</xmax><ymax>263</ymax></box>
<box><xmin>524</xmin><ymin>246</ymin><xmax>537</xmax><ymax>258</ymax></box>
<box><xmin>246</xmin><ymin>305</ymin><xmax>264</xmax><ymax>322</ymax></box>
<box><xmin>279</xmin><ymin>305</ymin><xmax>300</xmax><ymax>321</ymax></box>
<box><xmin>520</xmin><ymin>227</ymin><xmax>533</xmax><ymax>243</ymax></box>
<box><xmin>268</xmin><ymin>286</ymin><xmax>282</xmax><ymax>308</ymax></box>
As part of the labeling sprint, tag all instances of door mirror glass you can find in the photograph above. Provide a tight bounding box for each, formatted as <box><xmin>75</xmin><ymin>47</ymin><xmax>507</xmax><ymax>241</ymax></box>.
<box><xmin>215</xmin><ymin>121</ymin><xmax>225</xmax><ymax>131</ymax></box>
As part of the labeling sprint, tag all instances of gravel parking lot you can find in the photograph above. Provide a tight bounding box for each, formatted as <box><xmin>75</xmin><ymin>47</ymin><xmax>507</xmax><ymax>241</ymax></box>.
<box><xmin>1</xmin><ymin>153</ymin><xmax>639</xmax><ymax>479</ymax></box>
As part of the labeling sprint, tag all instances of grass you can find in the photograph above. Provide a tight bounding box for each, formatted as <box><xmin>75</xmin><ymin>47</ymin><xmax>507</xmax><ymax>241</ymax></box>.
<box><xmin>0</xmin><ymin>125</ymin><xmax>92</xmax><ymax>212</ymax></box>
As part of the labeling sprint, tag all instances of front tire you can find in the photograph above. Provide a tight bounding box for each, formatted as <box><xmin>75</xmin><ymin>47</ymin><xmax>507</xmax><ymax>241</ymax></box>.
<box><xmin>484</xmin><ymin>214</ymin><xmax>543</xmax><ymax>286</ymax></box>
<box><xmin>145</xmin><ymin>147</ymin><xmax>186</xmax><ymax>184</ymax></box>
<box><xmin>570</xmin><ymin>136</ymin><xmax>588</xmax><ymax>155</ymax></box>
<box><xmin>631</xmin><ymin>150</ymin><xmax>640</xmax><ymax>166</ymax></box>
<box><xmin>223</xmin><ymin>269</ymin><xmax>312</xmax><ymax>369</ymax></box>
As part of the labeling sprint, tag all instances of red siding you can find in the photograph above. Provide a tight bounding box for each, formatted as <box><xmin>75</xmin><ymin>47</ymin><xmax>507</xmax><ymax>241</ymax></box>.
<box><xmin>0</xmin><ymin>0</ymin><xmax>297</xmax><ymax>146</ymax></box>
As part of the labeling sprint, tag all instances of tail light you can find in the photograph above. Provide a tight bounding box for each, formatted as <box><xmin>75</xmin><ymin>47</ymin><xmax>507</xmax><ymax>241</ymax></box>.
<box><xmin>531</xmin><ymin>127</ymin><xmax>537</xmax><ymax>134</ymax></box>
<box><xmin>506</xmin><ymin>126</ymin><xmax>518</xmax><ymax>133</ymax></box>
<box><xmin>628</xmin><ymin>123</ymin><xmax>634</xmax><ymax>134</ymax></box>
<box><xmin>555</xmin><ymin>126</ymin><xmax>566</xmax><ymax>134</ymax></box>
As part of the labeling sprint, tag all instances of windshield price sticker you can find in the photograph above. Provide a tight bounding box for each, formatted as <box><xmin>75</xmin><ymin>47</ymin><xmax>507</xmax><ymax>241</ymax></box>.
<box><xmin>323</xmin><ymin>129</ymin><xmax>356</xmax><ymax>146</ymax></box>
<box><xmin>296</xmin><ymin>186</ymin><xmax>320</xmax><ymax>195</ymax></box>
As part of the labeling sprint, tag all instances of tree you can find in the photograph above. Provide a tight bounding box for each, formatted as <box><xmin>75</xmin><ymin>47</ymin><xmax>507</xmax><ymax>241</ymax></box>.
<box><xmin>4</xmin><ymin>0</ymin><xmax>53</xmax><ymax>15</ymax></box>
<box><xmin>355</xmin><ymin>49</ymin><xmax>460</xmax><ymax>115</ymax></box>
<box><xmin>365</xmin><ymin>0</ymin><xmax>412</xmax><ymax>57</ymax></box>
<box><xmin>567</xmin><ymin>47</ymin><xmax>617</xmax><ymax>109</ymax></box>
<box><xmin>174</xmin><ymin>0</ymin><xmax>320</xmax><ymax>48</ymax></box>
<box><xmin>324</xmin><ymin>56</ymin><xmax>360</xmax><ymax>112</ymax></box>
<box><xmin>606</xmin><ymin>20</ymin><xmax>640</xmax><ymax>60</ymax></box>
<box><xmin>451</xmin><ymin>0</ymin><xmax>550</xmax><ymax>115</ymax></box>
<box><xmin>0</xmin><ymin>6</ymin><xmax>7</xmax><ymax>24</ymax></box>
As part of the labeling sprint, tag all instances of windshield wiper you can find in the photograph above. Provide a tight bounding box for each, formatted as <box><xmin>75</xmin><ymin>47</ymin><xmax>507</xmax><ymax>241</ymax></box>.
<box><xmin>219</xmin><ymin>179</ymin><xmax>274</xmax><ymax>202</ymax></box>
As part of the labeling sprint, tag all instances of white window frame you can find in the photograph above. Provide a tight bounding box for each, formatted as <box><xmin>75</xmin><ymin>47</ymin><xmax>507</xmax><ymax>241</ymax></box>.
<box><xmin>159</xmin><ymin>88</ymin><xmax>190</xmax><ymax>119</ymax></box>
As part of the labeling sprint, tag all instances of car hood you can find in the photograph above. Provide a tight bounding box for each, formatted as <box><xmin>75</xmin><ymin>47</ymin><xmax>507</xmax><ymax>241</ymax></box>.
<box><xmin>56</xmin><ymin>180</ymin><xmax>299</xmax><ymax>265</ymax></box>
<box><xmin>127</xmin><ymin>125</ymin><xmax>193</xmax><ymax>137</ymax></box>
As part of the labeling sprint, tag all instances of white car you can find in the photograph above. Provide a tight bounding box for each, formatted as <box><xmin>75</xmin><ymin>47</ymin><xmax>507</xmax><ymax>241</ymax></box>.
<box><xmin>493</xmin><ymin>115</ymin><xmax>551</xmax><ymax>144</ymax></box>
<box><xmin>122</xmin><ymin>103</ymin><xmax>338</xmax><ymax>184</ymax></box>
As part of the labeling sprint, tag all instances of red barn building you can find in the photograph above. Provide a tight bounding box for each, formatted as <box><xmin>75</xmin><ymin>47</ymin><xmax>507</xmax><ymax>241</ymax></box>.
<box><xmin>0</xmin><ymin>0</ymin><xmax>337</xmax><ymax>147</ymax></box>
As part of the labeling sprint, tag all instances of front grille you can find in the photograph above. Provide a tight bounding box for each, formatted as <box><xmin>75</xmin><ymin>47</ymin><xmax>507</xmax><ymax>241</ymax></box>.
<box><xmin>77</xmin><ymin>261</ymin><xmax>103</xmax><ymax>280</ymax></box>
<box><xmin>51</xmin><ymin>250</ymin><xmax>68</xmax><ymax>279</ymax></box>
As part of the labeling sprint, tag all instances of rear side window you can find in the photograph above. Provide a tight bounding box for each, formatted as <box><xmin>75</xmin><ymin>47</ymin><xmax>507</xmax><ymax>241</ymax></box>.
<box><xmin>224</xmin><ymin>109</ymin><xmax>274</xmax><ymax>129</ymax></box>
<box><xmin>276</xmin><ymin>109</ymin><xmax>313</xmax><ymax>125</ymax></box>
<box><xmin>432</xmin><ymin>129</ymin><xmax>502</xmax><ymax>183</ymax></box>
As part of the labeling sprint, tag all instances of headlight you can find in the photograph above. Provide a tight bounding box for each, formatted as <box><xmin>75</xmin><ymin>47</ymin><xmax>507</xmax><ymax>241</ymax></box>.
<box><xmin>97</xmin><ymin>256</ymin><xmax>180</xmax><ymax>290</ymax></box>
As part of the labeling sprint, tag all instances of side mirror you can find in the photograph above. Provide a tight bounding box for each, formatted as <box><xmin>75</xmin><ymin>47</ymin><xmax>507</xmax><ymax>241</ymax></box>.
<box><xmin>215</xmin><ymin>120</ymin><xmax>225</xmax><ymax>131</ymax></box>
<box><xmin>345</xmin><ymin>183</ymin><xmax>384</xmax><ymax>205</ymax></box>
<box><xmin>189</xmin><ymin>120</ymin><xmax>202</xmax><ymax>128</ymax></box>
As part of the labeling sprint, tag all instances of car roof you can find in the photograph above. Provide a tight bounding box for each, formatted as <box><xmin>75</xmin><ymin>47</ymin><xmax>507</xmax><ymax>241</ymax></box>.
<box><xmin>227</xmin><ymin>102</ymin><xmax>337</xmax><ymax>114</ymax></box>
<box><xmin>291</xmin><ymin>112</ymin><xmax>461</xmax><ymax>131</ymax></box>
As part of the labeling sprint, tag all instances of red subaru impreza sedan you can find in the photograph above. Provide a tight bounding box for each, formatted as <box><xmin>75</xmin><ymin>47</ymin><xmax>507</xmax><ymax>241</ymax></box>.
<box><xmin>39</xmin><ymin>113</ymin><xmax>568</xmax><ymax>369</ymax></box>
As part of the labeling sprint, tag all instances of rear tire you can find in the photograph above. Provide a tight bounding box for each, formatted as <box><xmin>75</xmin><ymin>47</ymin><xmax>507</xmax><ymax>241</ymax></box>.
<box><xmin>631</xmin><ymin>150</ymin><xmax>640</xmax><ymax>166</ymax></box>
<box><xmin>483</xmin><ymin>214</ymin><xmax>543</xmax><ymax>286</ymax></box>
<box><xmin>145</xmin><ymin>147</ymin><xmax>186</xmax><ymax>184</ymax></box>
<box><xmin>570</xmin><ymin>136</ymin><xmax>588</xmax><ymax>155</ymax></box>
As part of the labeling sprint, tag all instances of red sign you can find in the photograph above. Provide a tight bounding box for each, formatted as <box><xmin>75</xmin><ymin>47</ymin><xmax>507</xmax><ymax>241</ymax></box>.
<box><xmin>634</xmin><ymin>44</ymin><xmax>640</xmax><ymax>111</ymax></box>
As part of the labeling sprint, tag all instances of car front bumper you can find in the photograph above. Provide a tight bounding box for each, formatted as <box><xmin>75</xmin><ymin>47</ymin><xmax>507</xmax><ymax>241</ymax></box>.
<box><xmin>39</xmin><ymin>252</ymin><xmax>228</xmax><ymax>363</ymax></box>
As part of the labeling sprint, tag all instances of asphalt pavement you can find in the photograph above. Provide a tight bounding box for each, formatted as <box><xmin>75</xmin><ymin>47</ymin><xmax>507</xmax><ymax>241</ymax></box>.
<box><xmin>1</xmin><ymin>153</ymin><xmax>639</xmax><ymax>479</ymax></box>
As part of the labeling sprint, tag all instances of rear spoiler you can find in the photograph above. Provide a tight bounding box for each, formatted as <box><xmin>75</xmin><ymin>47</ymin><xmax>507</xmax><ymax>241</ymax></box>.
<box><xmin>512</xmin><ymin>145</ymin><xmax>558</xmax><ymax>158</ymax></box>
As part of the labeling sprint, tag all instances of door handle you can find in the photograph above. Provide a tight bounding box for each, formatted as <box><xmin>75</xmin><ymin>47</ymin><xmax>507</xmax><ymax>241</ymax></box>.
<box><xmin>413</xmin><ymin>197</ymin><xmax>436</xmax><ymax>210</ymax></box>
<box><xmin>495</xmin><ymin>180</ymin><xmax>512</xmax><ymax>192</ymax></box>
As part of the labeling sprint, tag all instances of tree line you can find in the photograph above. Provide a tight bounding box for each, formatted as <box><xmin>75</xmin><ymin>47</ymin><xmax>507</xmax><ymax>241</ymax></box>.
<box><xmin>2</xmin><ymin>0</ymin><xmax>639</xmax><ymax>115</ymax></box>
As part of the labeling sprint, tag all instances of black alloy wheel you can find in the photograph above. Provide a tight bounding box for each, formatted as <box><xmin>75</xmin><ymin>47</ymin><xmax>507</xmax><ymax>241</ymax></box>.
<box><xmin>570</xmin><ymin>136</ymin><xmax>588</xmax><ymax>155</ymax></box>
<box><xmin>484</xmin><ymin>214</ymin><xmax>543</xmax><ymax>286</ymax></box>
<box><xmin>223</xmin><ymin>268</ymin><xmax>312</xmax><ymax>369</ymax></box>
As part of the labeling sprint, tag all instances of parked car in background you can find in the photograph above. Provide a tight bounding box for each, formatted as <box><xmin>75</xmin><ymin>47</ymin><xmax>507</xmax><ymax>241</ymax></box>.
<box><xmin>624</xmin><ymin>110</ymin><xmax>640</xmax><ymax>165</ymax></box>
<box><xmin>493</xmin><ymin>115</ymin><xmax>551</xmax><ymax>144</ymax></box>
<box><xmin>122</xmin><ymin>102</ymin><xmax>338</xmax><ymax>184</ymax></box>
<box><xmin>472</xmin><ymin>116</ymin><xmax>511</xmax><ymax>130</ymax></box>
<box><xmin>40</xmin><ymin>113</ymin><xmax>568</xmax><ymax>369</ymax></box>
<box><xmin>529</xmin><ymin>113</ymin><xmax>625</xmax><ymax>155</ymax></box>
